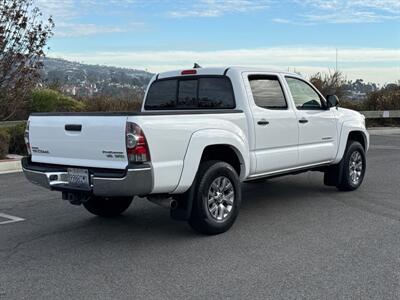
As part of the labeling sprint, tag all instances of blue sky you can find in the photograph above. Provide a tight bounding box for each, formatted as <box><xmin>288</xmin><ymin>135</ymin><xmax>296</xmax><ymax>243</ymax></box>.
<box><xmin>37</xmin><ymin>0</ymin><xmax>400</xmax><ymax>84</ymax></box>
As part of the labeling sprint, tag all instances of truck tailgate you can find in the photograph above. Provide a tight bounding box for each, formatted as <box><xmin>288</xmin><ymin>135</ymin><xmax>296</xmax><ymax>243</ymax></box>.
<box><xmin>29</xmin><ymin>115</ymin><xmax>128</xmax><ymax>169</ymax></box>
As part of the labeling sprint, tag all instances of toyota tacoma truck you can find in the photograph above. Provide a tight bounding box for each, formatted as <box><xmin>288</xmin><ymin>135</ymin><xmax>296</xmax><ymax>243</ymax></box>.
<box><xmin>22</xmin><ymin>67</ymin><xmax>369</xmax><ymax>234</ymax></box>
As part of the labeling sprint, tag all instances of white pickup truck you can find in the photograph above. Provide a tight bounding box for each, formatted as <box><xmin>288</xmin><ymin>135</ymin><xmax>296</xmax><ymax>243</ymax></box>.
<box><xmin>23</xmin><ymin>66</ymin><xmax>369</xmax><ymax>234</ymax></box>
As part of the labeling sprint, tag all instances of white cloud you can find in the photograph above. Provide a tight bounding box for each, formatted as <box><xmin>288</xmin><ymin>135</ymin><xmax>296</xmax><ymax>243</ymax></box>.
<box><xmin>36</xmin><ymin>0</ymin><xmax>77</xmax><ymax>19</ymax></box>
<box><xmin>272</xmin><ymin>18</ymin><xmax>313</xmax><ymax>26</ymax></box>
<box><xmin>36</xmin><ymin>0</ymin><xmax>146</xmax><ymax>37</ymax></box>
<box><xmin>36</xmin><ymin>0</ymin><xmax>400</xmax><ymax>29</ymax></box>
<box><xmin>300</xmin><ymin>0</ymin><xmax>400</xmax><ymax>11</ymax></box>
<box><xmin>36</xmin><ymin>0</ymin><xmax>141</xmax><ymax>19</ymax></box>
<box><xmin>167</xmin><ymin>0</ymin><xmax>270</xmax><ymax>18</ymax></box>
<box><xmin>166</xmin><ymin>0</ymin><xmax>400</xmax><ymax>22</ymax></box>
<box><xmin>345</xmin><ymin>0</ymin><xmax>400</xmax><ymax>13</ymax></box>
<box><xmin>297</xmin><ymin>0</ymin><xmax>400</xmax><ymax>24</ymax></box>
<box><xmin>303</xmin><ymin>11</ymin><xmax>398</xmax><ymax>24</ymax></box>
<box><xmin>50</xmin><ymin>47</ymin><xmax>400</xmax><ymax>84</ymax></box>
<box><xmin>55</xmin><ymin>22</ymin><xmax>145</xmax><ymax>37</ymax></box>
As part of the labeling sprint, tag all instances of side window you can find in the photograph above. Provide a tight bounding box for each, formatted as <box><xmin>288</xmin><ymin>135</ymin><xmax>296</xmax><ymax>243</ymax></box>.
<box><xmin>198</xmin><ymin>77</ymin><xmax>235</xmax><ymax>108</ymax></box>
<box><xmin>249</xmin><ymin>75</ymin><xmax>287</xmax><ymax>109</ymax></box>
<box><xmin>145</xmin><ymin>79</ymin><xmax>178</xmax><ymax>109</ymax></box>
<box><xmin>286</xmin><ymin>77</ymin><xmax>324</xmax><ymax>110</ymax></box>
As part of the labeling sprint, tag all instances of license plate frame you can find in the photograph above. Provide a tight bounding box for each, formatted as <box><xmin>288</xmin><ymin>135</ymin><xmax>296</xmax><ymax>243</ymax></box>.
<box><xmin>67</xmin><ymin>168</ymin><xmax>90</xmax><ymax>189</ymax></box>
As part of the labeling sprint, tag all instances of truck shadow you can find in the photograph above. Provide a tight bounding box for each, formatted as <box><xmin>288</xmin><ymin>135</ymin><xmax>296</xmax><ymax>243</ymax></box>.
<box><xmin>3</xmin><ymin>172</ymin><xmax>349</xmax><ymax>261</ymax></box>
<box><xmin>241</xmin><ymin>174</ymin><xmax>335</xmax><ymax>210</ymax></box>
<box><xmin>83</xmin><ymin>173</ymin><xmax>336</xmax><ymax>236</ymax></box>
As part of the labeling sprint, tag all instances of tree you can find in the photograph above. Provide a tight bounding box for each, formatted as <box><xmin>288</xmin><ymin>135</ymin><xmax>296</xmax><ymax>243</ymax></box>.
<box><xmin>0</xmin><ymin>0</ymin><xmax>54</xmax><ymax>120</ymax></box>
<box><xmin>309</xmin><ymin>71</ymin><xmax>346</xmax><ymax>99</ymax></box>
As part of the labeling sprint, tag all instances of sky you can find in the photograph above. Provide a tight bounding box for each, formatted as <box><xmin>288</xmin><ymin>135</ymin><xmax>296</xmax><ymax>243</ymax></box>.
<box><xmin>36</xmin><ymin>0</ymin><xmax>400</xmax><ymax>85</ymax></box>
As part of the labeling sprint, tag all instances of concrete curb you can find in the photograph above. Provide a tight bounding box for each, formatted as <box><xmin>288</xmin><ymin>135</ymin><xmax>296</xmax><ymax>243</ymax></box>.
<box><xmin>368</xmin><ymin>127</ymin><xmax>400</xmax><ymax>135</ymax></box>
<box><xmin>0</xmin><ymin>159</ymin><xmax>22</xmax><ymax>174</ymax></box>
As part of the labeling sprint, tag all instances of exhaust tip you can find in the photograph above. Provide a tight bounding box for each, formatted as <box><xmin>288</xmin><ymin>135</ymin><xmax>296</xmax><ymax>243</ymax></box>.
<box><xmin>148</xmin><ymin>196</ymin><xmax>178</xmax><ymax>210</ymax></box>
<box><xmin>170</xmin><ymin>199</ymin><xmax>178</xmax><ymax>210</ymax></box>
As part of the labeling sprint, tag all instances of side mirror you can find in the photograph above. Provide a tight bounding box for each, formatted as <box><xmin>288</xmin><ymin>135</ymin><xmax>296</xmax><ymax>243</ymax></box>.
<box><xmin>326</xmin><ymin>95</ymin><xmax>339</xmax><ymax>108</ymax></box>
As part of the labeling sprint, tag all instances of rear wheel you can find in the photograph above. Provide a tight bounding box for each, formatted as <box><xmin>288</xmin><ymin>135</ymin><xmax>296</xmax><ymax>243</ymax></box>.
<box><xmin>83</xmin><ymin>196</ymin><xmax>133</xmax><ymax>217</ymax></box>
<box><xmin>188</xmin><ymin>160</ymin><xmax>241</xmax><ymax>235</ymax></box>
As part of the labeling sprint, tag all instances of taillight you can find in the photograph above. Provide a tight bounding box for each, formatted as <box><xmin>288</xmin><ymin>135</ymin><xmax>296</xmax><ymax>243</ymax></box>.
<box><xmin>126</xmin><ymin>122</ymin><xmax>150</xmax><ymax>163</ymax></box>
<box><xmin>24</xmin><ymin>121</ymin><xmax>31</xmax><ymax>156</ymax></box>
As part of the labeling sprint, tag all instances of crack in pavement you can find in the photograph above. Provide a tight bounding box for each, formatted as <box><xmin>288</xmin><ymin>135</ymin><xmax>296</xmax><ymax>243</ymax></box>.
<box><xmin>0</xmin><ymin>222</ymin><xmax>90</xmax><ymax>261</ymax></box>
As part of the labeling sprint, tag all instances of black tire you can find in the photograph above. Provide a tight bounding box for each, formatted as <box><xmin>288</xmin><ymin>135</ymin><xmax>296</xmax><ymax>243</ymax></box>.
<box><xmin>336</xmin><ymin>140</ymin><xmax>366</xmax><ymax>191</ymax></box>
<box><xmin>188</xmin><ymin>160</ymin><xmax>241</xmax><ymax>235</ymax></box>
<box><xmin>83</xmin><ymin>196</ymin><xmax>133</xmax><ymax>217</ymax></box>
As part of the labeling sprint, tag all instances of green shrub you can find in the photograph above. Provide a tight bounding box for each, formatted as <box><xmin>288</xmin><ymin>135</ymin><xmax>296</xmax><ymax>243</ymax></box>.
<box><xmin>7</xmin><ymin>122</ymin><xmax>27</xmax><ymax>155</ymax></box>
<box><xmin>339</xmin><ymin>100</ymin><xmax>364</xmax><ymax>111</ymax></box>
<box><xmin>31</xmin><ymin>88</ymin><xmax>85</xmax><ymax>113</ymax></box>
<box><xmin>0</xmin><ymin>128</ymin><xmax>10</xmax><ymax>159</ymax></box>
<box><xmin>363</xmin><ymin>84</ymin><xmax>400</xmax><ymax>111</ymax></box>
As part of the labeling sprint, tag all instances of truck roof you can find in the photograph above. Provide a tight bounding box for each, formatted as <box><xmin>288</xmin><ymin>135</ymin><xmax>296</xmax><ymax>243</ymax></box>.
<box><xmin>157</xmin><ymin>66</ymin><xmax>301</xmax><ymax>80</ymax></box>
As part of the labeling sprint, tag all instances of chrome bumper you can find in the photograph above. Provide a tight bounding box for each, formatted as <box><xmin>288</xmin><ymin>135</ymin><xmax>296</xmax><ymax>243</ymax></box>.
<box><xmin>22</xmin><ymin>158</ymin><xmax>153</xmax><ymax>197</ymax></box>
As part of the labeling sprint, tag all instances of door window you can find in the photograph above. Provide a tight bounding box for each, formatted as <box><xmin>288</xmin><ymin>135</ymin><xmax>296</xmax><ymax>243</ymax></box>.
<box><xmin>286</xmin><ymin>77</ymin><xmax>325</xmax><ymax>110</ymax></box>
<box><xmin>249</xmin><ymin>75</ymin><xmax>287</xmax><ymax>109</ymax></box>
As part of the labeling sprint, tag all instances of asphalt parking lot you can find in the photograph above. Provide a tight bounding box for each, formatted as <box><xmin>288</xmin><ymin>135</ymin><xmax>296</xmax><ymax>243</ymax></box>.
<box><xmin>1</xmin><ymin>133</ymin><xmax>400</xmax><ymax>299</ymax></box>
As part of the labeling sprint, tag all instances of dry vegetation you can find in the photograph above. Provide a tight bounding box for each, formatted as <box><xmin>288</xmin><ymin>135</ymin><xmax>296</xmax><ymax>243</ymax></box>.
<box><xmin>0</xmin><ymin>0</ymin><xmax>54</xmax><ymax>121</ymax></box>
<box><xmin>309</xmin><ymin>72</ymin><xmax>400</xmax><ymax>111</ymax></box>
<box><xmin>309</xmin><ymin>71</ymin><xmax>346</xmax><ymax>99</ymax></box>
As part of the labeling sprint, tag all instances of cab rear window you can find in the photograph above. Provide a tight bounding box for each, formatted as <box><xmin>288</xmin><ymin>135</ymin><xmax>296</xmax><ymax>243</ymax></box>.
<box><xmin>144</xmin><ymin>76</ymin><xmax>235</xmax><ymax>110</ymax></box>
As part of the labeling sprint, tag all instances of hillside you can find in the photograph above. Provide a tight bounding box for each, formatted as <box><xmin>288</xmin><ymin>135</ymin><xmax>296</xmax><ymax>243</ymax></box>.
<box><xmin>41</xmin><ymin>58</ymin><xmax>154</xmax><ymax>99</ymax></box>
<box><xmin>40</xmin><ymin>58</ymin><xmax>381</xmax><ymax>102</ymax></box>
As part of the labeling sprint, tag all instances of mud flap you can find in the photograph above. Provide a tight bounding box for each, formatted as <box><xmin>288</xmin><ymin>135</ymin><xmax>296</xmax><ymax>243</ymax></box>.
<box><xmin>324</xmin><ymin>159</ymin><xmax>345</xmax><ymax>187</ymax></box>
<box><xmin>170</xmin><ymin>179</ymin><xmax>196</xmax><ymax>221</ymax></box>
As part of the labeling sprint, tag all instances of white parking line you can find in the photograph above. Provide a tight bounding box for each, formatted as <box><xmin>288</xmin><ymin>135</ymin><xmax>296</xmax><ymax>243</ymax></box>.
<box><xmin>0</xmin><ymin>213</ymin><xmax>25</xmax><ymax>225</ymax></box>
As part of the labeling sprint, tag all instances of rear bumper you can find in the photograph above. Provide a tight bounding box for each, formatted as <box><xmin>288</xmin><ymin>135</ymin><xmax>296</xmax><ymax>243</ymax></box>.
<box><xmin>22</xmin><ymin>157</ymin><xmax>153</xmax><ymax>197</ymax></box>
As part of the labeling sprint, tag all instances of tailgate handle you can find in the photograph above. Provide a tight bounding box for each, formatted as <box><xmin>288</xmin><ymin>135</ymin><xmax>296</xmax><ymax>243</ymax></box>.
<box><xmin>65</xmin><ymin>124</ymin><xmax>82</xmax><ymax>132</ymax></box>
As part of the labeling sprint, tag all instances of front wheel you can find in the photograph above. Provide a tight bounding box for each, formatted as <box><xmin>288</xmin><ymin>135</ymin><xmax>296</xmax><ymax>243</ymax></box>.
<box><xmin>83</xmin><ymin>196</ymin><xmax>133</xmax><ymax>217</ymax></box>
<box><xmin>188</xmin><ymin>160</ymin><xmax>241</xmax><ymax>235</ymax></box>
<box><xmin>336</xmin><ymin>141</ymin><xmax>366</xmax><ymax>191</ymax></box>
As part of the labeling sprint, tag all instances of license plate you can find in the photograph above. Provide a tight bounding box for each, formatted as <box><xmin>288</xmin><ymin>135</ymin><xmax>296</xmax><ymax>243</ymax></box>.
<box><xmin>67</xmin><ymin>168</ymin><xmax>89</xmax><ymax>189</ymax></box>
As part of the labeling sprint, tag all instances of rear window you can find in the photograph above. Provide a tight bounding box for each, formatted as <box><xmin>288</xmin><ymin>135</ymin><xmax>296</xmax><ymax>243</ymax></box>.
<box><xmin>178</xmin><ymin>80</ymin><xmax>197</xmax><ymax>108</ymax></box>
<box><xmin>144</xmin><ymin>76</ymin><xmax>235</xmax><ymax>110</ymax></box>
<box><xmin>145</xmin><ymin>80</ymin><xmax>177</xmax><ymax>109</ymax></box>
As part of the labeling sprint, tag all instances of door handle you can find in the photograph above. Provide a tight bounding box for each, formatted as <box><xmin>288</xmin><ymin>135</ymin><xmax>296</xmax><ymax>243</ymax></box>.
<box><xmin>299</xmin><ymin>118</ymin><xmax>308</xmax><ymax>124</ymax></box>
<box><xmin>65</xmin><ymin>124</ymin><xmax>82</xmax><ymax>131</ymax></box>
<box><xmin>257</xmin><ymin>119</ymin><xmax>269</xmax><ymax>126</ymax></box>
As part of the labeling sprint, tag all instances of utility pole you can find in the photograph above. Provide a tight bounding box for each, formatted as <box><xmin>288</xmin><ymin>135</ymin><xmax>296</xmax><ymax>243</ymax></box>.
<box><xmin>335</xmin><ymin>48</ymin><xmax>338</xmax><ymax>71</ymax></box>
